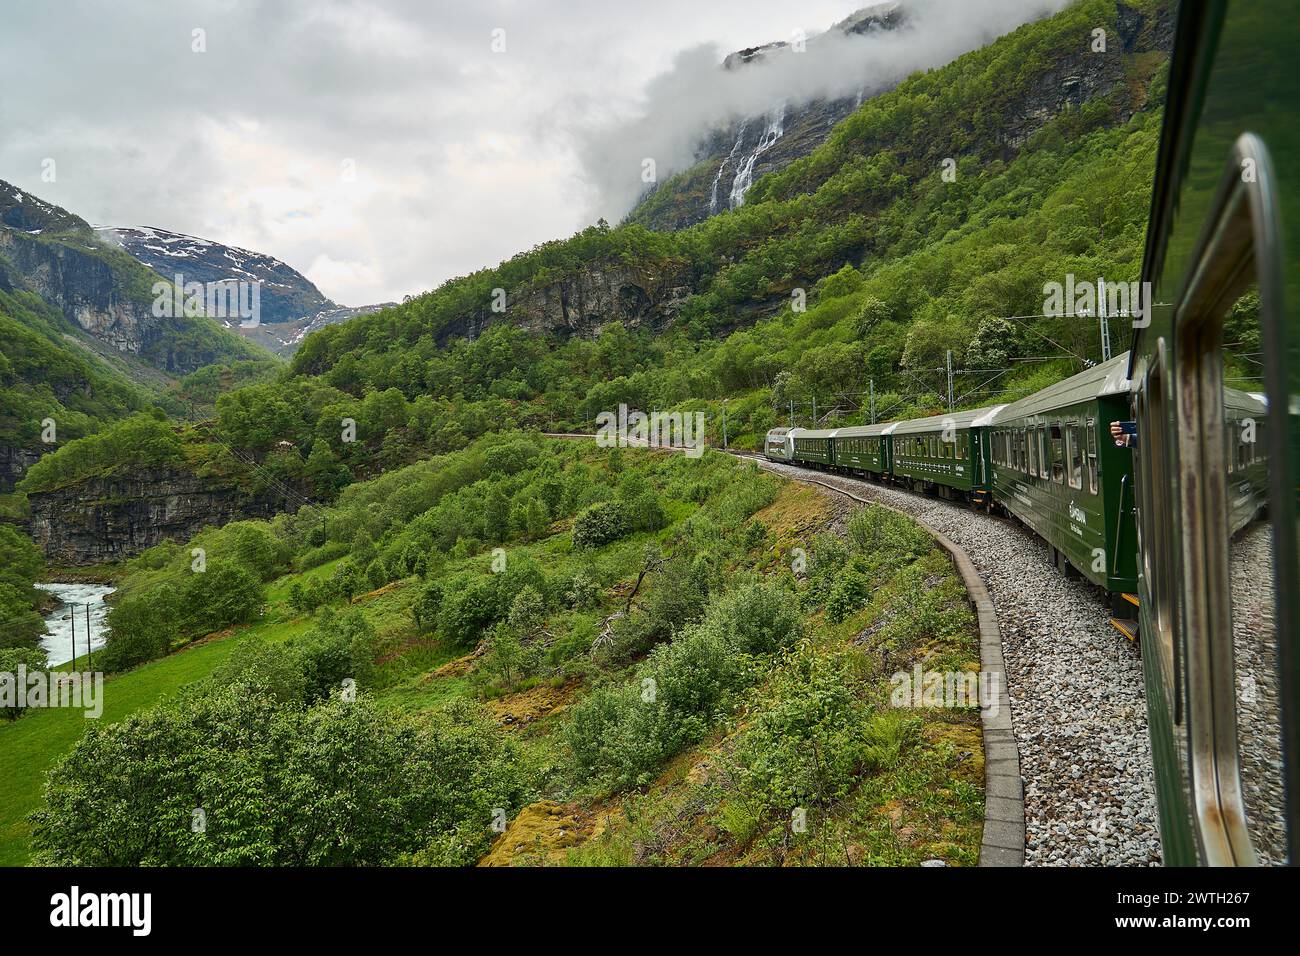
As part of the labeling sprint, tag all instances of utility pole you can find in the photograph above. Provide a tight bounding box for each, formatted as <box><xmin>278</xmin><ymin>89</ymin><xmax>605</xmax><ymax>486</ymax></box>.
<box><xmin>789</xmin><ymin>398</ymin><xmax>794</xmax><ymax>427</ymax></box>
<box><xmin>85</xmin><ymin>604</ymin><xmax>92</xmax><ymax>671</ymax></box>
<box><xmin>1098</xmin><ymin>277</ymin><xmax>1112</xmax><ymax>362</ymax></box>
<box><xmin>812</xmin><ymin>396</ymin><xmax>818</xmax><ymax>425</ymax></box>
<box><xmin>69</xmin><ymin>602</ymin><xmax>77</xmax><ymax>667</ymax></box>
<box><xmin>721</xmin><ymin>400</ymin><xmax>729</xmax><ymax>450</ymax></box>
<box><xmin>946</xmin><ymin>350</ymin><xmax>954</xmax><ymax>412</ymax></box>
<box><xmin>869</xmin><ymin>379</ymin><xmax>876</xmax><ymax>424</ymax></box>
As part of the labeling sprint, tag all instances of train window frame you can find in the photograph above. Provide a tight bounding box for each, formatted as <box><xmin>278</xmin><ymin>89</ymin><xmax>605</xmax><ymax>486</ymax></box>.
<box><xmin>1050</xmin><ymin>423</ymin><xmax>1064</xmax><ymax>484</ymax></box>
<box><xmin>1167</xmin><ymin>133</ymin><xmax>1293</xmax><ymax>866</ymax></box>
<box><xmin>1039</xmin><ymin>425</ymin><xmax>1050</xmax><ymax>479</ymax></box>
<box><xmin>1068</xmin><ymin>422</ymin><xmax>1084</xmax><ymax>490</ymax></box>
<box><xmin>1086</xmin><ymin>419</ymin><xmax>1099</xmax><ymax>495</ymax></box>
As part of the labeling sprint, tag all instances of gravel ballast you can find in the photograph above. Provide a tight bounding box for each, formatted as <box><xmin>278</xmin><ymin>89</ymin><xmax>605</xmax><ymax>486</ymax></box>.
<box><xmin>754</xmin><ymin>458</ymin><xmax>1163</xmax><ymax>866</ymax></box>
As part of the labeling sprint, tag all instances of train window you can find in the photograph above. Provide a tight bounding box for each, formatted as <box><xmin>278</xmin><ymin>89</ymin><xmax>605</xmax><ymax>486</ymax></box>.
<box><xmin>1068</xmin><ymin>423</ymin><xmax>1083</xmax><ymax>489</ymax></box>
<box><xmin>1086</xmin><ymin>420</ymin><xmax>1098</xmax><ymax>494</ymax></box>
<box><xmin>1049</xmin><ymin>424</ymin><xmax>1064</xmax><ymax>483</ymax></box>
<box><xmin>1170</xmin><ymin>134</ymin><xmax>1287</xmax><ymax>867</ymax></box>
<box><xmin>1038</xmin><ymin>425</ymin><xmax>1050</xmax><ymax>479</ymax></box>
<box><xmin>1028</xmin><ymin>426</ymin><xmax>1038</xmax><ymax>475</ymax></box>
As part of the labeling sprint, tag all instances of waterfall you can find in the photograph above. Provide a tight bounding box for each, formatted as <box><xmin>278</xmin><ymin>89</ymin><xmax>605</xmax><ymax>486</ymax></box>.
<box><xmin>728</xmin><ymin>102</ymin><xmax>786</xmax><ymax>209</ymax></box>
<box><xmin>709</xmin><ymin>121</ymin><xmax>748</xmax><ymax>214</ymax></box>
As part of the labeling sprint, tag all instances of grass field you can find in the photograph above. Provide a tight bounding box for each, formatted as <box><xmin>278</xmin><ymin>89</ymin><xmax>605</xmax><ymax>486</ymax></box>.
<box><xmin>0</xmin><ymin>598</ymin><xmax>314</xmax><ymax>865</ymax></box>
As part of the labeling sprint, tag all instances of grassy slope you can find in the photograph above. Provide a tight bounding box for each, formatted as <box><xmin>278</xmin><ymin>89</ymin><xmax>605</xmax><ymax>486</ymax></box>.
<box><xmin>1</xmin><ymin>447</ymin><xmax>984</xmax><ymax>867</ymax></box>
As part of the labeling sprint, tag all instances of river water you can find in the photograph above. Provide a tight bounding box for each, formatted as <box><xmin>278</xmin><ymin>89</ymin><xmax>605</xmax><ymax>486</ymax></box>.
<box><xmin>35</xmin><ymin>583</ymin><xmax>115</xmax><ymax>668</ymax></box>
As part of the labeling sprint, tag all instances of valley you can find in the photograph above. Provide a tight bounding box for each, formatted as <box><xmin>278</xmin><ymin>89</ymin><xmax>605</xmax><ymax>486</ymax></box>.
<box><xmin>0</xmin><ymin>0</ymin><xmax>1193</xmax><ymax>874</ymax></box>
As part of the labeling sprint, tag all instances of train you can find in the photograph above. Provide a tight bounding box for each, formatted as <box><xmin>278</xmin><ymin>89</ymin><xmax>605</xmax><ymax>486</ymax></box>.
<box><xmin>765</xmin><ymin>351</ymin><xmax>1147</xmax><ymax>617</ymax></box>
<box><xmin>766</xmin><ymin>0</ymin><xmax>1297</xmax><ymax>867</ymax></box>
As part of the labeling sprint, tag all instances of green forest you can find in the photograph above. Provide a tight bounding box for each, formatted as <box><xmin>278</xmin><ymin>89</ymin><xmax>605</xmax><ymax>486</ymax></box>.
<box><xmin>0</xmin><ymin>0</ymin><xmax>1172</xmax><ymax>867</ymax></box>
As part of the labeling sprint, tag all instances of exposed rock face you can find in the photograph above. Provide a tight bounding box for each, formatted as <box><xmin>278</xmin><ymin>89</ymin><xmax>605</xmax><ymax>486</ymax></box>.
<box><xmin>0</xmin><ymin>220</ymin><xmax>153</xmax><ymax>356</ymax></box>
<box><xmin>26</xmin><ymin>467</ymin><xmax>299</xmax><ymax>565</ymax></box>
<box><xmin>0</xmin><ymin>180</ymin><xmax>256</xmax><ymax>374</ymax></box>
<box><xmin>435</xmin><ymin>259</ymin><xmax>694</xmax><ymax>344</ymax></box>
<box><xmin>0</xmin><ymin>443</ymin><xmax>42</xmax><ymax>494</ymax></box>
<box><xmin>631</xmin><ymin>3</ymin><xmax>907</xmax><ymax>231</ymax></box>
<box><xmin>98</xmin><ymin>225</ymin><xmax>395</xmax><ymax>356</ymax></box>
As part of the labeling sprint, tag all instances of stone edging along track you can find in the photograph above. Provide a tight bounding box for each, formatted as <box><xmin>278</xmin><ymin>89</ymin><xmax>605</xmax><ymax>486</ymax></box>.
<box><xmin>744</xmin><ymin>460</ymin><xmax>1025</xmax><ymax>867</ymax></box>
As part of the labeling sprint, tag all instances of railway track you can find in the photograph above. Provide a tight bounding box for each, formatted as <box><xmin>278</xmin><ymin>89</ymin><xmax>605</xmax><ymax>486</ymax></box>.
<box><xmin>748</xmin><ymin>457</ymin><xmax>1162</xmax><ymax>866</ymax></box>
<box><xmin>545</xmin><ymin>434</ymin><xmax>1163</xmax><ymax>864</ymax></box>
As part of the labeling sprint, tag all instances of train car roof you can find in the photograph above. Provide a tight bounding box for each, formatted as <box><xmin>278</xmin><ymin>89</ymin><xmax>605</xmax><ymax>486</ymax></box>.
<box><xmin>889</xmin><ymin>404</ymin><xmax>1007</xmax><ymax>436</ymax></box>
<box><xmin>991</xmin><ymin>352</ymin><xmax>1132</xmax><ymax>424</ymax></box>
<box><xmin>1224</xmin><ymin>387</ymin><xmax>1268</xmax><ymax>414</ymax></box>
<box><xmin>833</xmin><ymin>420</ymin><xmax>903</xmax><ymax>438</ymax></box>
<box><xmin>791</xmin><ymin>427</ymin><xmax>840</xmax><ymax>439</ymax></box>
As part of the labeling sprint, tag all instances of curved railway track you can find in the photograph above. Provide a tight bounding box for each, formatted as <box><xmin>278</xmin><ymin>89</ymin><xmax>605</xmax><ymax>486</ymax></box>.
<box><xmin>545</xmin><ymin>435</ymin><xmax>1162</xmax><ymax>864</ymax></box>
<box><xmin>746</xmin><ymin>455</ymin><xmax>1162</xmax><ymax>865</ymax></box>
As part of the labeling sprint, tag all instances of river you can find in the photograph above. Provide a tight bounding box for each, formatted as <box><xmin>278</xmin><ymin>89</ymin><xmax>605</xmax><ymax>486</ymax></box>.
<box><xmin>35</xmin><ymin>583</ymin><xmax>115</xmax><ymax>668</ymax></box>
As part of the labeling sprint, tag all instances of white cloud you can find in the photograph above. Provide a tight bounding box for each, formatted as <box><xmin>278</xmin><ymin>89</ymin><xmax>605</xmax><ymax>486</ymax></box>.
<box><xmin>0</xmin><ymin>0</ymin><xmax>1062</xmax><ymax>307</ymax></box>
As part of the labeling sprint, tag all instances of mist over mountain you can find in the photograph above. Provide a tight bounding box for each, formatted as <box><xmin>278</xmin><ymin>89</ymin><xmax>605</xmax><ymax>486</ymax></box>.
<box><xmin>576</xmin><ymin>0</ymin><xmax>1072</xmax><ymax>223</ymax></box>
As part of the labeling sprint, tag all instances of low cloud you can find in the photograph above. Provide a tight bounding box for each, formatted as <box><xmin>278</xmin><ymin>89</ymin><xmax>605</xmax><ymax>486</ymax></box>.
<box><xmin>570</xmin><ymin>0</ymin><xmax>1071</xmax><ymax>222</ymax></box>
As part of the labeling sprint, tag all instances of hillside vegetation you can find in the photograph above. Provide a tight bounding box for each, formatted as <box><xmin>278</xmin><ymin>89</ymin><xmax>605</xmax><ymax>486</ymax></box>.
<box><xmin>4</xmin><ymin>439</ymin><xmax>981</xmax><ymax>867</ymax></box>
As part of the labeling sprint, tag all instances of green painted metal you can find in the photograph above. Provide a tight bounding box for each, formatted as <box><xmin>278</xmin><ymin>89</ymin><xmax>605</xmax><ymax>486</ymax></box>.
<box><xmin>989</xmin><ymin>354</ymin><xmax>1138</xmax><ymax>593</ymax></box>
<box><xmin>1130</xmin><ymin>0</ymin><xmax>1299</xmax><ymax>865</ymax></box>
<box><xmin>890</xmin><ymin>406</ymin><xmax>1004</xmax><ymax>494</ymax></box>
<box><xmin>832</xmin><ymin>421</ymin><xmax>899</xmax><ymax>473</ymax></box>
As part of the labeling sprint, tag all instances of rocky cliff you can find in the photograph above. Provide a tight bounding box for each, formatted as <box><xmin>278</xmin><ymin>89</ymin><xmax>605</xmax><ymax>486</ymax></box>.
<box><xmin>98</xmin><ymin>225</ymin><xmax>395</xmax><ymax>356</ymax></box>
<box><xmin>434</xmin><ymin>259</ymin><xmax>695</xmax><ymax>345</ymax></box>
<box><xmin>26</xmin><ymin>467</ymin><xmax>299</xmax><ymax>565</ymax></box>
<box><xmin>0</xmin><ymin>180</ymin><xmax>262</xmax><ymax>374</ymax></box>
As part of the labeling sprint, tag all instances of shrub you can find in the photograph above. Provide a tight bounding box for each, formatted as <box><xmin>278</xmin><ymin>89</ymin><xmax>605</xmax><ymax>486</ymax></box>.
<box><xmin>0</xmin><ymin>647</ymin><xmax>48</xmax><ymax>719</ymax></box>
<box><xmin>438</xmin><ymin>575</ymin><xmax>501</xmax><ymax>646</ymax></box>
<box><xmin>294</xmin><ymin>608</ymin><xmax>375</xmax><ymax>701</ymax></box>
<box><xmin>572</xmin><ymin>500</ymin><xmax>630</xmax><ymax>550</ymax></box>
<box><xmin>31</xmin><ymin>690</ymin><xmax>527</xmax><ymax>867</ymax></box>
<box><xmin>100</xmin><ymin>587</ymin><xmax>178</xmax><ymax>671</ymax></box>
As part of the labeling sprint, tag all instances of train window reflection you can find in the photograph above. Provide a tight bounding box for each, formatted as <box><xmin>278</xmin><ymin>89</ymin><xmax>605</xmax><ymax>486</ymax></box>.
<box><xmin>1221</xmin><ymin>284</ymin><xmax>1285</xmax><ymax>864</ymax></box>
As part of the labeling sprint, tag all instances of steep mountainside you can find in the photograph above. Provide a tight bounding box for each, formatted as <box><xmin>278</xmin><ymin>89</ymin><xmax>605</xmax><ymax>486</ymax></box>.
<box><xmin>0</xmin><ymin>181</ymin><xmax>265</xmax><ymax>372</ymax></box>
<box><xmin>629</xmin><ymin>0</ymin><xmax>1172</xmax><ymax>233</ymax></box>
<box><xmin>290</xmin><ymin>0</ymin><xmax>1172</xmax><ymax>366</ymax></box>
<box><xmin>98</xmin><ymin>226</ymin><xmax>395</xmax><ymax>355</ymax></box>
<box><xmin>0</xmin><ymin>182</ymin><xmax>269</xmax><ymax>490</ymax></box>
<box><xmin>631</xmin><ymin>2</ymin><xmax>907</xmax><ymax>231</ymax></box>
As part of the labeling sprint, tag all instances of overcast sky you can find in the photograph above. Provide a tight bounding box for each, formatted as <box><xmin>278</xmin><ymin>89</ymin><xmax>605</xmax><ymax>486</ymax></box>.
<box><xmin>0</xmin><ymin>1</ymin><xmax>1059</xmax><ymax>307</ymax></box>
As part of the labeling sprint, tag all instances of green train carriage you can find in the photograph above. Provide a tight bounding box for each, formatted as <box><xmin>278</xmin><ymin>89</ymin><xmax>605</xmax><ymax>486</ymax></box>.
<box><xmin>889</xmin><ymin>406</ymin><xmax>1003</xmax><ymax>501</ymax></box>
<box><xmin>988</xmin><ymin>353</ymin><xmax>1139</xmax><ymax>605</ymax></box>
<box><xmin>789</xmin><ymin>428</ymin><xmax>836</xmax><ymax>466</ymax></box>
<box><xmin>1129</xmin><ymin>0</ymin><xmax>1298</xmax><ymax>865</ymax></box>
<box><xmin>829</xmin><ymin>421</ymin><xmax>898</xmax><ymax>476</ymax></box>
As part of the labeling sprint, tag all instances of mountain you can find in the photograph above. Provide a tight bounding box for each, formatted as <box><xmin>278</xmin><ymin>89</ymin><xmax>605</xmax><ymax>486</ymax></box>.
<box><xmin>97</xmin><ymin>226</ymin><xmax>396</xmax><ymax>355</ymax></box>
<box><xmin>0</xmin><ymin>181</ymin><xmax>274</xmax><ymax>491</ymax></box>
<box><xmin>630</xmin><ymin>2</ymin><xmax>908</xmax><ymax>231</ymax></box>
<box><xmin>0</xmin><ymin>181</ymin><xmax>265</xmax><ymax>373</ymax></box>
